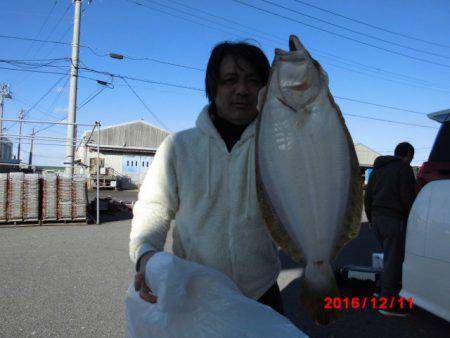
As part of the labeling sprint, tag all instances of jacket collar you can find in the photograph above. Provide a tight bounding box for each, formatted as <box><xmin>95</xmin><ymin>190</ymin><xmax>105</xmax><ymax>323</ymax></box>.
<box><xmin>196</xmin><ymin>105</ymin><xmax>257</xmax><ymax>147</ymax></box>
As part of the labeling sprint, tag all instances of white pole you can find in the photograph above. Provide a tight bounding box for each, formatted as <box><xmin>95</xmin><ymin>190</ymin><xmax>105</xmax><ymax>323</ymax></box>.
<box><xmin>17</xmin><ymin>109</ymin><xmax>24</xmax><ymax>161</ymax></box>
<box><xmin>96</xmin><ymin>122</ymin><xmax>100</xmax><ymax>225</ymax></box>
<box><xmin>65</xmin><ymin>0</ymin><xmax>82</xmax><ymax>175</ymax></box>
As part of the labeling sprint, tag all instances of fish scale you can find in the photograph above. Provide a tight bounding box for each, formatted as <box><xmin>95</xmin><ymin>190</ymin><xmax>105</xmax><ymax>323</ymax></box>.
<box><xmin>256</xmin><ymin>35</ymin><xmax>363</xmax><ymax>325</ymax></box>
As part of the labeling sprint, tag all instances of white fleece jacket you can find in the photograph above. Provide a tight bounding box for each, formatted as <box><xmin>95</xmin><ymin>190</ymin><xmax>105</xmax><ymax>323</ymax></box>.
<box><xmin>129</xmin><ymin>105</ymin><xmax>281</xmax><ymax>299</ymax></box>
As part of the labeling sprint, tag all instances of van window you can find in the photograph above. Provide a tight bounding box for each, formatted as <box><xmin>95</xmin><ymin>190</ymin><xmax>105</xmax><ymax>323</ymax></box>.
<box><xmin>429</xmin><ymin>122</ymin><xmax>450</xmax><ymax>162</ymax></box>
<box><xmin>127</xmin><ymin>161</ymin><xmax>129</xmax><ymax>166</ymax></box>
<box><xmin>142</xmin><ymin>161</ymin><xmax>144</xmax><ymax>167</ymax></box>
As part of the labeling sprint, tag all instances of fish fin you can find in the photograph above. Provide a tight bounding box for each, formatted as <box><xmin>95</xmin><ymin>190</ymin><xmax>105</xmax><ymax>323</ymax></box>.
<box><xmin>300</xmin><ymin>262</ymin><xmax>343</xmax><ymax>325</ymax></box>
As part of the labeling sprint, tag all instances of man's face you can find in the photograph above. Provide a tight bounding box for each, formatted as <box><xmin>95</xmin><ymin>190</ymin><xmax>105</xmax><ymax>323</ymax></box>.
<box><xmin>401</xmin><ymin>151</ymin><xmax>414</xmax><ymax>164</ymax></box>
<box><xmin>404</xmin><ymin>152</ymin><xmax>414</xmax><ymax>164</ymax></box>
<box><xmin>214</xmin><ymin>55</ymin><xmax>264</xmax><ymax>125</ymax></box>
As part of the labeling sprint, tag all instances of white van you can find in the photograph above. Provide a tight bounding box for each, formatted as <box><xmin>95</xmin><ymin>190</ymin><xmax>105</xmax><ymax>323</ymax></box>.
<box><xmin>401</xmin><ymin>179</ymin><xmax>450</xmax><ymax>322</ymax></box>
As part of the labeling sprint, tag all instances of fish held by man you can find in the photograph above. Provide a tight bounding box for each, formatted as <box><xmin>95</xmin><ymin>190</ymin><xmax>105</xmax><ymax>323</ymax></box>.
<box><xmin>255</xmin><ymin>35</ymin><xmax>363</xmax><ymax>325</ymax></box>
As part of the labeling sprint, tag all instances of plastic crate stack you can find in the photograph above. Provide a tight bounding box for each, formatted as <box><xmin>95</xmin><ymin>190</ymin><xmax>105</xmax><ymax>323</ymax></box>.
<box><xmin>23</xmin><ymin>174</ymin><xmax>39</xmax><ymax>221</ymax></box>
<box><xmin>0</xmin><ymin>174</ymin><xmax>7</xmax><ymax>222</ymax></box>
<box><xmin>72</xmin><ymin>175</ymin><xmax>87</xmax><ymax>220</ymax></box>
<box><xmin>7</xmin><ymin>172</ymin><xmax>24</xmax><ymax>221</ymax></box>
<box><xmin>42</xmin><ymin>173</ymin><xmax>57</xmax><ymax>221</ymax></box>
<box><xmin>57</xmin><ymin>174</ymin><xmax>72</xmax><ymax>221</ymax></box>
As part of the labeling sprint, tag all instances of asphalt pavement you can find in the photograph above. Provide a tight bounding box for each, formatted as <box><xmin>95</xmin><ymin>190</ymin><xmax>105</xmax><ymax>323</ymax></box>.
<box><xmin>1</xmin><ymin>190</ymin><xmax>449</xmax><ymax>337</ymax></box>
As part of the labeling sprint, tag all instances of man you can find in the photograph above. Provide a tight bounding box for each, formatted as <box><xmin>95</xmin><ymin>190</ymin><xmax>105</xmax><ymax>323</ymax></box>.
<box><xmin>364</xmin><ymin>142</ymin><xmax>416</xmax><ymax>317</ymax></box>
<box><xmin>130</xmin><ymin>41</ymin><xmax>284</xmax><ymax>314</ymax></box>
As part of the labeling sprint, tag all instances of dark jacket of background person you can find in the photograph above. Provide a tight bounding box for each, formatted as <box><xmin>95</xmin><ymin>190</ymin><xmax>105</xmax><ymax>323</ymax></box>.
<box><xmin>364</xmin><ymin>155</ymin><xmax>417</xmax><ymax>223</ymax></box>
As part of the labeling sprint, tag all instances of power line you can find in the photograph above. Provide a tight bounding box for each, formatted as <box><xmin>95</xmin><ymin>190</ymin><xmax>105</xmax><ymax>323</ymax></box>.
<box><xmin>23</xmin><ymin>1</ymin><xmax>59</xmax><ymax>59</ymax></box>
<box><xmin>5</xmin><ymin>74</ymin><xmax>68</xmax><ymax>131</ymax></box>
<box><xmin>78</xmin><ymin>65</ymin><xmax>204</xmax><ymax>91</ymax></box>
<box><xmin>323</xmin><ymin>61</ymin><xmax>450</xmax><ymax>95</ymax></box>
<box><xmin>257</xmin><ymin>0</ymin><xmax>450</xmax><ymax>60</ymax></box>
<box><xmin>334</xmin><ymin>96</ymin><xmax>426</xmax><ymax>116</ymax></box>
<box><xmin>343</xmin><ymin>113</ymin><xmax>437</xmax><ymax>129</ymax></box>
<box><xmin>0</xmin><ymin>65</ymin><xmax>102</xmax><ymax>83</ymax></box>
<box><xmin>77</xmin><ymin>85</ymin><xmax>109</xmax><ymax>112</ymax></box>
<box><xmin>122</xmin><ymin>78</ymin><xmax>171</xmax><ymax>131</ymax></box>
<box><xmin>130</xmin><ymin>0</ymin><xmax>449</xmax><ymax>91</ymax></box>
<box><xmin>33</xmin><ymin>2</ymin><xmax>73</xmax><ymax>59</ymax></box>
<box><xmin>292</xmin><ymin>0</ymin><xmax>450</xmax><ymax>50</ymax></box>
<box><xmin>141</xmin><ymin>0</ymin><xmax>277</xmax><ymax>47</ymax></box>
<box><xmin>0</xmin><ymin>34</ymin><xmax>109</xmax><ymax>57</ymax></box>
<box><xmin>232</xmin><ymin>0</ymin><xmax>450</xmax><ymax>69</ymax></box>
<box><xmin>124</xmin><ymin>0</ymin><xmax>267</xmax><ymax>48</ymax></box>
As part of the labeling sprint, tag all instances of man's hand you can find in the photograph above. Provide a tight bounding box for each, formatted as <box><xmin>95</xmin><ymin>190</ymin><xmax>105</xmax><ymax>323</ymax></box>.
<box><xmin>134</xmin><ymin>251</ymin><xmax>157</xmax><ymax>303</ymax></box>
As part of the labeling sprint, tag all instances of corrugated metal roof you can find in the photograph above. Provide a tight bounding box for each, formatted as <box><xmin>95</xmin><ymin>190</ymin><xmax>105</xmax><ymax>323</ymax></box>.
<box><xmin>83</xmin><ymin>120</ymin><xmax>170</xmax><ymax>149</ymax></box>
<box><xmin>355</xmin><ymin>143</ymin><xmax>381</xmax><ymax>167</ymax></box>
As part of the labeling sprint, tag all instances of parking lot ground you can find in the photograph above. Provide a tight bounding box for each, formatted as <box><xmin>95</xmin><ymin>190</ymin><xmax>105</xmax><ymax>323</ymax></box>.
<box><xmin>1</xmin><ymin>206</ymin><xmax>449</xmax><ymax>337</ymax></box>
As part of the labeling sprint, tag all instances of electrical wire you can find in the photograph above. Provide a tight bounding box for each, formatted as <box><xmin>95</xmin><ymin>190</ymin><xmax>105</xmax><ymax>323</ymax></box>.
<box><xmin>122</xmin><ymin>78</ymin><xmax>171</xmax><ymax>131</ymax></box>
<box><xmin>257</xmin><ymin>0</ymin><xmax>450</xmax><ymax>60</ymax></box>
<box><xmin>343</xmin><ymin>113</ymin><xmax>437</xmax><ymax>129</ymax></box>
<box><xmin>232</xmin><ymin>0</ymin><xmax>450</xmax><ymax>69</ymax></box>
<box><xmin>333</xmin><ymin>96</ymin><xmax>426</xmax><ymax>116</ymax></box>
<box><xmin>77</xmin><ymin>85</ymin><xmax>108</xmax><ymax>112</ymax></box>
<box><xmin>128</xmin><ymin>0</ymin><xmax>450</xmax><ymax>91</ymax></box>
<box><xmin>124</xmin><ymin>0</ymin><xmax>265</xmax><ymax>48</ymax></box>
<box><xmin>23</xmin><ymin>1</ymin><xmax>59</xmax><ymax>59</ymax></box>
<box><xmin>5</xmin><ymin>73</ymin><xmax>68</xmax><ymax>131</ymax></box>
<box><xmin>0</xmin><ymin>34</ymin><xmax>109</xmax><ymax>57</ymax></box>
<box><xmin>292</xmin><ymin>0</ymin><xmax>450</xmax><ymax>49</ymax></box>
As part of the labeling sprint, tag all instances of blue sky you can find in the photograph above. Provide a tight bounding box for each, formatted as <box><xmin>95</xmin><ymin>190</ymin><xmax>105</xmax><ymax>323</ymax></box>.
<box><xmin>1</xmin><ymin>0</ymin><xmax>449</xmax><ymax>166</ymax></box>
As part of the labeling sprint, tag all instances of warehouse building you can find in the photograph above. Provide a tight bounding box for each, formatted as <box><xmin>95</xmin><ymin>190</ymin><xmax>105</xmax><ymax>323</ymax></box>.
<box><xmin>75</xmin><ymin>120</ymin><xmax>170</xmax><ymax>189</ymax></box>
<box><xmin>75</xmin><ymin>120</ymin><xmax>382</xmax><ymax>190</ymax></box>
<box><xmin>355</xmin><ymin>143</ymin><xmax>381</xmax><ymax>169</ymax></box>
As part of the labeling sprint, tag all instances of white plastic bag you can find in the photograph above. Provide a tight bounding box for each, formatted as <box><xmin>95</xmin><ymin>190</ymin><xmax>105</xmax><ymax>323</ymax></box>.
<box><xmin>125</xmin><ymin>252</ymin><xmax>307</xmax><ymax>338</ymax></box>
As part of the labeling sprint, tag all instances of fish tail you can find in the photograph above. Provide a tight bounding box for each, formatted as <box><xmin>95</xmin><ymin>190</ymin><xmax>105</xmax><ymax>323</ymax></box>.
<box><xmin>300</xmin><ymin>261</ymin><xmax>343</xmax><ymax>325</ymax></box>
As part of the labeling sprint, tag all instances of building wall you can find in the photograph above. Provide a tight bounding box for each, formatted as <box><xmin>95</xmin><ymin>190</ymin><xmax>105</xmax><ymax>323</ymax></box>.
<box><xmin>75</xmin><ymin>145</ymin><xmax>153</xmax><ymax>188</ymax></box>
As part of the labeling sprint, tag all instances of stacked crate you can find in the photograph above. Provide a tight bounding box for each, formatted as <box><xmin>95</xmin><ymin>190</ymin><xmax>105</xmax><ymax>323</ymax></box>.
<box><xmin>57</xmin><ymin>173</ymin><xmax>72</xmax><ymax>221</ymax></box>
<box><xmin>0</xmin><ymin>174</ymin><xmax>7</xmax><ymax>222</ymax></box>
<box><xmin>7</xmin><ymin>172</ymin><xmax>24</xmax><ymax>221</ymax></box>
<box><xmin>72</xmin><ymin>175</ymin><xmax>87</xmax><ymax>220</ymax></box>
<box><xmin>42</xmin><ymin>173</ymin><xmax>58</xmax><ymax>221</ymax></box>
<box><xmin>23</xmin><ymin>174</ymin><xmax>39</xmax><ymax>221</ymax></box>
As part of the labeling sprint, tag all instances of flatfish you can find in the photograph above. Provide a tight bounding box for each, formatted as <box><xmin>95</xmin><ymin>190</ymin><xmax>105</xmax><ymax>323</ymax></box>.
<box><xmin>256</xmin><ymin>35</ymin><xmax>363</xmax><ymax>325</ymax></box>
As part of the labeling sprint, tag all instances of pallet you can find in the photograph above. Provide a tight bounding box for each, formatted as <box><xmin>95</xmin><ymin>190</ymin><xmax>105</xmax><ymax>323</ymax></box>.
<box><xmin>41</xmin><ymin>218</ymin><xmax>87</xmax><ymax>225</ymax></box>
<box><xmin>0</xmin><ymin>218</ymin><xmax>88</xmax><ymax>227</ymax></box>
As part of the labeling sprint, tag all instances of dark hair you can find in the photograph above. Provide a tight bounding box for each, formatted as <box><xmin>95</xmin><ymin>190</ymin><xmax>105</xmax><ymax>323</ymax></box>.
<box><xmin>205</xmin><ymin>41</ymin><xmax>270</xmax><ymax>102</ymax></box>
<box><xmin>394</xmin><ymin>142</ymin><xmax>415</xmax><ymax>157</ymax></box>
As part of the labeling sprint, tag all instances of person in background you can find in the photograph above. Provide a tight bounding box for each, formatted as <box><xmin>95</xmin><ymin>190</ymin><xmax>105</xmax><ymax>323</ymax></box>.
<box><xmin>130</xmin><ymin>41</ymin><xmax>284</xmax><ymax>314</ymax></box>
<box><xmin>364</xmin><ymin>142</ymin><xmax>416</xmax><ymax>317</ymax></box>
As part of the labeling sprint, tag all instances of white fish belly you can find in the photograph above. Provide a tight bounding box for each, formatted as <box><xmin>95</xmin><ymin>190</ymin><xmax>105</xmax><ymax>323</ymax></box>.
<box><xmin>258</xmin><ymin>90</ymin><xmax>350</xmax><ymax>261</ymax></box>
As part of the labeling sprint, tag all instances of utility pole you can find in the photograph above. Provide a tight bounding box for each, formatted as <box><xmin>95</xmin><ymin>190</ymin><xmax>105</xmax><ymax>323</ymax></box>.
<box><xmin>28</xmin><ymin>128</ymin><xmax>35</xmax><ymax>165</ymax></box>
<box><xmin>0</xmin><ymin>84</ymin><xmax>12</xmax><ymax>159</ymax></box>
<box><xmin>65</xmin><ymin>0</ymin><xmax>83</xmax><ymax>175</ymax></box>
<box><xmin>17</xmin><ymin>109</ymin><xmax>25</xmax><ymax>162</ymax></box>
